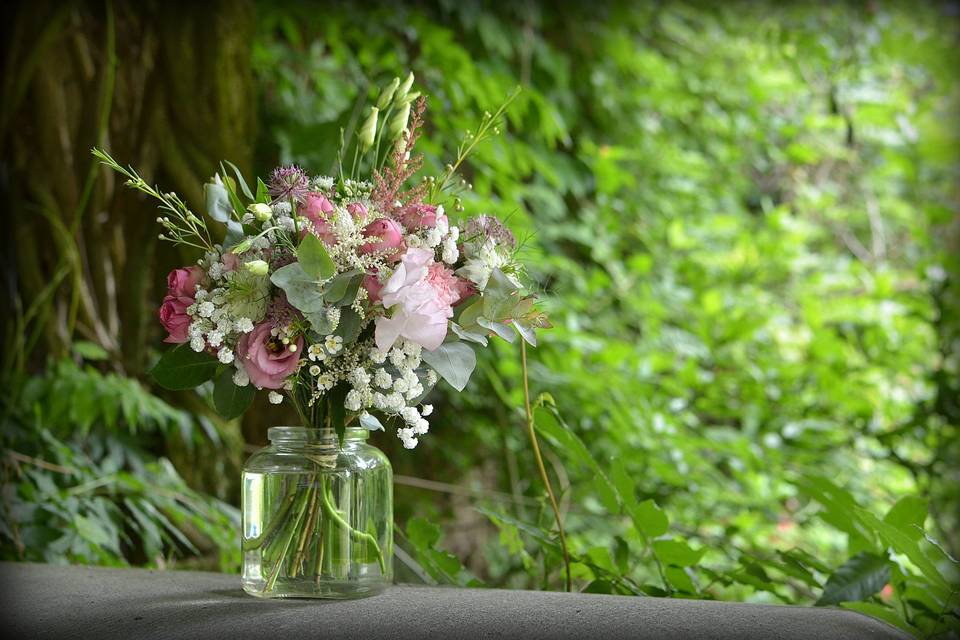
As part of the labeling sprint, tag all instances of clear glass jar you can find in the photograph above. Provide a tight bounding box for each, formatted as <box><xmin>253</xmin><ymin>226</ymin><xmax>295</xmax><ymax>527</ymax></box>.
<box><xmin>241</xmin><ymin>426</ymin><xmax>392</xmax><ymax>598</ymax></box>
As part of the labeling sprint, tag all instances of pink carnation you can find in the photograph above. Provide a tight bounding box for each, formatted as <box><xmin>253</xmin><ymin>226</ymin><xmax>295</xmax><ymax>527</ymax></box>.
<box><xmin>236</xmin><ymin>322</ymin><xmax>304</xmax><ymax>389</ymax></box>
<box><xmin>159</xmin><ymin>295</ymin><xmax>192</xmax><ymax>344</ymax></box>
<box><xmin>425</xmin><ymin>263</ymin><xmax>473</xmax><ymax>307</ymax></box>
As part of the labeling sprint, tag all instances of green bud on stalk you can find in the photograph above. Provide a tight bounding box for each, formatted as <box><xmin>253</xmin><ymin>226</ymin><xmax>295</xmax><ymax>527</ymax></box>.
<box><xmin>389</xmin><ymin>101</ymin><xmax>411</xmax><ymax>142</ymax></box>
<box><xmin>244</xmin><ymin>260</ymin><xmax>269</xmax><ymax>276</ymax></box>
<box><xmin>248</xmin><ymin>202</ymin><xmax>273</xmax><ymax>222</ymax></box>
<box><xmin>376</xmin><ymin>77</ymin><xmax>400</xmax><ymax>109</ymax></box>
<box><xmin>402</xmin><ymin>91</ymin><xmax>420</xmax><ymax>104</ymax></box>
<box><xmin>359</xmin><ymin>107</ymin><xmax>379</xmax><ymax>151</ymax></box>
<box><xmin>395</xmin><ymin>71</ymin><xmax>415</xmax><ymax>102</ymax></box>
<box><xmin>231</xmin><ymin>239</ymin><xmax>253</xmax><ymax>254</ymax></box>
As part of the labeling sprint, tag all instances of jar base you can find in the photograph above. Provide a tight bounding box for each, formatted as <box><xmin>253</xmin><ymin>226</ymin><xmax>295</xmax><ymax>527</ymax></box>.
<box><xmin>242</xmin><ymin>577</ymin><xmax>389</xmax><ymax>600</ymax></box>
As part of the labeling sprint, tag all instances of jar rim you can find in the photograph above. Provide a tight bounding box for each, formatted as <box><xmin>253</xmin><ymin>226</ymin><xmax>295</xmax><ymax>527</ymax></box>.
<box><xmin>267</xmin><ymin>426</ymin><xmax>368</xmax><ymax>443</ymax></box>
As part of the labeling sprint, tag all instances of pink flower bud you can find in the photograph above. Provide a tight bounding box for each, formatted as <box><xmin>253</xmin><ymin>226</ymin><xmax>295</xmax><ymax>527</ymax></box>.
<box><xmin>398</xmin><ymin>203</ymin><xmax>445</xmax><ymax>231</ymax></box>
<box><xmin>360</xmin><ymin>218</ymin><xmax>405</xmax><ymax>262</ymax></box>
<box><xmin>166</xmin><ymin>266</ymin><xmax>204</xmax><ymax>298</ymax></box>
<box><xmin>346</xmin><ymin>202</ymin><xmax>369</xmax><ymax>223</ymax></box>
<box><xmin>362</xmin><ymin>273</ymin><xmax>384</xmax><ymax>304</ymax></box>
<box><xmin>299</xmin><ymin>192</ymin><xmax>336</xmax><ymax>244</ymax></box>
<box><xmin>159</xmin><ymin>295</ymin><xmax>193</xmax><ymax>344</ymax></box>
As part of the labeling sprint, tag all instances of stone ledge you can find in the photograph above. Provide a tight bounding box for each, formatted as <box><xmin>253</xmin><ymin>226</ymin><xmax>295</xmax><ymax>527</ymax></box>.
<box><xmin>0</xmin><ymin>562</ymin><xmax>907</xmax><ymax>640</ymax></box>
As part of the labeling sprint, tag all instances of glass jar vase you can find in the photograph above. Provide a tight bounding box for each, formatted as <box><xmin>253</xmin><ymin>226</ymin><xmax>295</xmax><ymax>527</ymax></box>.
<box><xmin>241</xmin><ymin>426</ymin><xmax>392</xmax><ymax>598</ymax></box>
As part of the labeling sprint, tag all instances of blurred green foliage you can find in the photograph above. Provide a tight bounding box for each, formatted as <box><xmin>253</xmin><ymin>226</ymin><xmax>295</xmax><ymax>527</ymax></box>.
<box><xmin>2</xmin><ymin>1</ymin><xmax>958</xmax><ymax>637</ymax></box>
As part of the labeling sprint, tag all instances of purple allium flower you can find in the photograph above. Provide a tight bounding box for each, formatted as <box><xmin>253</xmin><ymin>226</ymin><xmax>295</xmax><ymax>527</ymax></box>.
<box><xmin>268</xmin><ymin>165</ymin><xmax>310</xmax><ymax>202</ymax></box>
<box><xmin>464</xmin><ymin>215</ymin><xmax>516</xmax><ymax>249</ymax></box>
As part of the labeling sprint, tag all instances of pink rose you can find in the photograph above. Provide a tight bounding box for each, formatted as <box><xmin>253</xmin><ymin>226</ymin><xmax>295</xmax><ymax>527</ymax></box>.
<box><xmin>299</xmin><ymin>192</ymin><xmax>337</xmax><ymax>244</ymax></box>
<box><xmin>236</xmin><ymin>322</ymin><xmax>304</xmax><ymax>389</ymax></box>
<box><xmin>159</xmin><ymin>295</ymin><xmax>192</xmax><ymax>344</ymax></box>
<box><xmin>346</xmin><ymin>202</ymin><xmax>369</xmax><ymax>223</ymax></box>
<box><xmin>166</xmin><ymin>266</ymin><xmax>204</xmax><ymax>297</ymax></box>
<box><xmin>359</xmin><ymin>218</ymin><xmax>405</xmax><ymax>262</ymax></box>
<box><xmin>398</xmin><ymin>203</ymin><xmax>446</xmax><ymax>231</ymax></box>
<box><xmin>363</xmin><ymin>273</ymin><xmax>385</xmax><ymax>304</ymax></box>
<box><xmin>375</xmin><ymin>248</ymin><xmax>453</xmax><ymax>352</ymax></box>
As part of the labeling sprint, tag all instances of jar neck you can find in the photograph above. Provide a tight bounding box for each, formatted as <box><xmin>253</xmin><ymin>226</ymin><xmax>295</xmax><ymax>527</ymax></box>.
<box><xmin>268</xmin><ymin>426</ymin><xmax>369</xmax><ymax>451</ymax></box>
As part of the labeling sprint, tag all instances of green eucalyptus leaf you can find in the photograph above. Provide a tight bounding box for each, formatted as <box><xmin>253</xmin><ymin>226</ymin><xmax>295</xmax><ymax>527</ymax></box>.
<box><xmin>298</xmin><ymin>234</ymin><xmax>336</xmax><ymax>280</ymax></box>
<box><xmin>450</xmin><ymin>321</ymin><xmax>489</xmax><ymax>346</ymax></box>
<box><xmin>212</xmin><ymin>368</ymin><xmax>255</xmax><ymax>420</ymax></box>
<box><xmin>477</xmin><ymin>316</ymin><xmax>517</xmax><ymax>342</ymax></box>
<box><xmin>420</xmin><ymin>340</ymin><xmax>477</xmax><ymax>392</ymax></box>
<box><xmin>270</xmin><ymin>262</ymin><xmax>325</xmax><ymax>313</ymax></box>
<box><xmin>150</xmin><ymin>344</ymin><xmax>218</xmax><ymax>390</ymax></box>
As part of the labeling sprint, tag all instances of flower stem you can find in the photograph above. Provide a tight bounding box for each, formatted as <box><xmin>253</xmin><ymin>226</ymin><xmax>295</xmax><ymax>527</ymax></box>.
<box><xmin>521</xmin><ymin>340</ymin><xmax>572</xmax><ymax>592</ymax></box>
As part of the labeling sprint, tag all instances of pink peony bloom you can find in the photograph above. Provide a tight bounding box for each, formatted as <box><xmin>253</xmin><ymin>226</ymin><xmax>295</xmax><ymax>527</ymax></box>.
<box><xmin>398</xmin><ymin>203</ymin><xmax>446</xmax><ymax>231</ymax></box>
<box><xmin>159</xmin><ymin>295</ymin><xmax>193</xmax><ymax>344</ymax></box>
<box><xmin>359</xmin><ymin>218</ymin><xmax>405</xmax><ymax>262</ymax></box>
<box><xmin>166</xmin><ymin>266</ymin><xmax>204</xmax><ymax>298</ymax></box>
<box><xmin>236</xmin><ymin>322</ymin><xmax>304</xmax><ymax>389</ymax></box>
<box><xmin>363</xmin><ymin>273</ymin><xmax>385</xmax><ymax>304</ymax></box>
<box><xmin>346</xmin><ymin>202</ymin><xmax>369</xmax><ymax>223</ymax></box>
<box><xmin>299</xmin><ymin>192</ymin><xmax>337</xmax><ymax>244</ymax></box>
<box><xmin>375</xmin><ymin>248</ymin><xmax>453</xmax><ymax>352</ymax></box>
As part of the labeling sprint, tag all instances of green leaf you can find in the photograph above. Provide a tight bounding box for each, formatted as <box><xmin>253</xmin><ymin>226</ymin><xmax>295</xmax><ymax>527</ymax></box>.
<box><xmin>450</xmin><ymin>321</ymin><xmax>489</xmax><ymax>346</ymax></box>
<box><xmin>630</xmin><ymin>499</ymin><xmax>669</xmax><ymax>538</ymax></box>
<box><xmin>212</xmin><ymin>368</ymin><xmax>255</xmax><ymax>420</ymax></box>
<box><xmin>72</xmin><ymin>341</ymin><xmax>109</xmax><ymax>361</ymax></box>
<box><xmin>420</xmin><ymin>341</ymin><xmax>477</xmax><ymax>392</ymax></box>
<box><xmin>333</xmin><ymin>308</ymin><xmax>363</xmax><ymax>344</ymax></box>
<box><xmin>853</xmin><ymin>508</ymin><xmax>950</xmax><ymax>590</ymax></box>
<box><xmin>665</xmin><ymin>566</ymin><xmax>697</xmax><ymax>593</ymax></box>
<box><xmin>222</xmin><ymin>160</ymin><xmax>254</xmax><ymax>201</ymax></box>
<box><xmin>477</xmin><ymin>316</ymin><xmax>517</xmax><ymax>342</ymax></box>
<box><xmin>73</xmin><ymin>514</ymin><xmax>116</xmax><ymax>551</ymax></box>
<box><xmin>614</xmin><ymin>536</ymin><xmax>630</xmax><ymax>574</ymax></box>
<box><xmin>816</xmin><ymin>552</ymin><xmax>891</xmax><ymax>605</ymax></box>
<box><xmin>883</xmin><ymin>496</ymin><xmax>927</xmax><ymax>541</ymax></box>
<box><xmin>653</xmin><ymin>538</ymin><xmax>706</xmax><ymax>567</ymax></box>
<box><xmin>839</xmin><ymin>602</ymin><xmax>916</xmax><ymax>635</ymax></box>
<box><xmin>255</xmin><ymin>178</ymin><xmax>269</xmax><ymax>203</ymax></box>
<box><xmin>534</xmin><ymin>393</ymin><xmax>620</xmax><ymax>511</ymax></box>
<box><xmin>298</xmin><ymin>234</ymin><xmax>336</xmax><ymax>280</ymax></box>
<box><xmin>150</xmin><ymin>344</ymin><xmax>218</xmax><ymax>390</ymax></box>
<box><xmin>270</xmin><ymin>262</ymin><xmax>325</xmax><ymax>313</ymax></box>
<box><xmin>322</xmin><ymin>270</ymin><xmax>362</xmax><ymax>305</ymax></box>
<box><xmin>204</xmin><ymin>180</ymin><xmax>234</xmax><ymax>223</ymax></box>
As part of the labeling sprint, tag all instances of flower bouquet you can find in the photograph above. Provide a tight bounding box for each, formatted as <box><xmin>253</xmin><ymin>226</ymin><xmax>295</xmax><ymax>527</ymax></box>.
<box><xmin>93</xmin><ymin>73</ymin><xmax>548</xmax><ymax>597</ymax></box>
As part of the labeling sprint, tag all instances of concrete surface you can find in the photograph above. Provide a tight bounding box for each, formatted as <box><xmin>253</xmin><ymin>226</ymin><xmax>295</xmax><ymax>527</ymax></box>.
<box><xmin>0</xmin><ymin>562</ymin><xmax>909</xmax><ymax>639</ymax></box>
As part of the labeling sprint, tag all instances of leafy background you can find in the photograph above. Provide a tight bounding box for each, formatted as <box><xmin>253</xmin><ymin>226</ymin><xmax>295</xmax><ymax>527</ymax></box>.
<box><xmin>1</xmin><ymin>1</ymin><xmax>958</xmax><ymax>637</ymax></box>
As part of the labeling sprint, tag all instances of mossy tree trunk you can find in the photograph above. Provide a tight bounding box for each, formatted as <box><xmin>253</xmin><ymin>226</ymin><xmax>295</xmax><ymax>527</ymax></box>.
<box><xmin>1</xmin><ymin>0</ymin><xmax>255</xmax><ymax>378</ymax></box>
